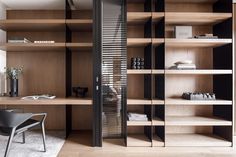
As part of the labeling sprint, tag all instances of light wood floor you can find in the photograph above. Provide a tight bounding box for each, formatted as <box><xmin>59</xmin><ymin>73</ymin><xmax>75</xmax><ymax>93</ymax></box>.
<box><xmin>58</xmin><ymin>131</ymin><xmax>236</xmax><ymax>157</ymax></box>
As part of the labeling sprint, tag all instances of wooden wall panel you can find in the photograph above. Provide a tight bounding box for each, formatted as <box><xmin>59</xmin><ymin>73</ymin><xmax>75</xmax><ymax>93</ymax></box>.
<box><xmin>7</xmin><ymin>10</ymin><xmax>65</xmax><ymax>19</ymax></box>
<box><xmin>165</xmin><ymin>3</ymin><xmax>212</xmax><ymax>12</ymax></box>
<box><xmin>71</xmin><ymin>51</ymin><xmax>93</xmax><ymax>130</ymax></box>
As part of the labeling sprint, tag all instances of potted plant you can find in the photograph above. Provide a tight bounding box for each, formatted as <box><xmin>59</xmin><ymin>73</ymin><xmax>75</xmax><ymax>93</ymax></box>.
<box><xmin>5</xmin><ymin>67</ymin><xmax>23</xmax><ymax>97</ymax></box>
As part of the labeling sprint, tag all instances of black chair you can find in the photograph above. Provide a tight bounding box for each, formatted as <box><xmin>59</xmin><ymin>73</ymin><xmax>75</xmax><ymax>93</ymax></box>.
<box><xmin>0</xmin><ymin>110</ymin><xmax>47</xmax><ymax>157</ymax></box>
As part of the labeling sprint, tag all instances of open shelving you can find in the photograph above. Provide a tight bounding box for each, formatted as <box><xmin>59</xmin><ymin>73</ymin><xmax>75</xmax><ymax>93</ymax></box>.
<box><xmin>66</xmin><ymin>19</ymin><xmax>92</xmax><ymax>31</ymax></box>
<box><xmin>0</xmin><ymin>19</ymin><xmax>65</xmax><ymax>31</ymax></box>
<box><xmin>165</xmin><ymin>134</ymin><xmax>232</xmax><ymax>147</ymax></box>
<box><xmin>165</xmin><ymin>116</ymin><xmax>232</xmax><ymax>126</ymax></box>
<box><xmin>165</xmin><ymin>98</ymin><xmax>232</xmax><ymax>105</ymax></box>
<box><xmin>165</xmin><ymin>70</ymin><xmax>232</xmax><ymax>75</ymax></box>
<box><xmin>0</xmin><ymin>5</ymin><xmax>94</xmax><ymax>135</ymax></box>
<box><xmin>0</xmin><ymin>97</ymin><xmax>92</xmax><ymax>105</ymax></box>
<box><xmin>127</xmin><ymin>134</ymin><xmax>152</xmax><ymax>147</ymax></box>
<box><xmin>127</xmin><ymin>38</ymin><xmax>152</xmax><ymax>47</ymax></box>
<box><xmin>165</xmin><ymin>12</ymin><xmax>232</xmax><ymax>25</ymax></box>
<box><xmin>126</xmin><ymin>0</ymin><xmax>233</xmax><ymax>147</ymax></box>
<box><xmin>0</xmin><ymin>43</ymin><xmax>65</xmax><ymax>52</ymax></box>
<box><xmin>165</xmin><ymin>38</ymin><xmax>232</xmax><ymax>48</ymax></box>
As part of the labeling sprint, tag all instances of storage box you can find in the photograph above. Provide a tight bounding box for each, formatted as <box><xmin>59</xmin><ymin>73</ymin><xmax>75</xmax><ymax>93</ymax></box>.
<box><xmin>174</xmin><ymin>26</ymin><xmax>192</xmax><ymax>39</ymax></box>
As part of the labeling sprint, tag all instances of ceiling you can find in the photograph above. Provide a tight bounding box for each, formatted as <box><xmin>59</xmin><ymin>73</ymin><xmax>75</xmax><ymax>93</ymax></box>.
<box><xmin>0</xmin><ymin>0</ymin><xmax>92</xmax><ymax>10</ymax></box>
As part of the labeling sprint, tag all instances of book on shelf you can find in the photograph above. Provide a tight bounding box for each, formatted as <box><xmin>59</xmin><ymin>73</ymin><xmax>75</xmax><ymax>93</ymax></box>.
<box><xmin>21</xmin><ymin>94</ymin><xmax>56</xmax><ymax>100</ymax></box>
<box><xmin>8</xmin><ymin>37</ymin><xmax>32</xmax><ymax>43</ymax></box>
<box><xmin>170</xmin><ymin>61</ymin><xmax>196</xmax><ymax>70</ymax></box>
<box><xmin>34</xmin><ymin>41</ymin><xmax>55</xmax><ymax>44</ymax></box>
<box><xmin>128</xmin><ymin>112</ymin><xmax>148</xmax><ymax>121</ymax></box>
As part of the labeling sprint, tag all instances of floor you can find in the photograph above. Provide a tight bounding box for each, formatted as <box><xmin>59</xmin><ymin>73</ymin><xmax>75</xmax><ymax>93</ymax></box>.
<box><xmin>58</xmin><ymin>131</ymin><xmax>236</xmax><ymax>157</ymax></box>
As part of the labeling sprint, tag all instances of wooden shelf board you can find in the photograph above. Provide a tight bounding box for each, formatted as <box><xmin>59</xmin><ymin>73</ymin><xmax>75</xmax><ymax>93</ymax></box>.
<box><xmin>165</xmin><ymin>12</ymin><xmax>232</xmax><ymax>25</ymax></box>
<box><xmin>152</xmin><ymin>70</ymin><xmax>165</xmax><ymax>74</ymax></box>
<box><xmin>165</xmin><ymin>98</ymin><xmax>232</xmax><ymax>105</ymax></box>
<box><xmin>127</xmin><ymin>69</ymin><xmax>152</xmax><ymax>74</ymax></box>
<box><xmin>66</xmin><ymin>43</ymin><xmax>93</xmax><ymax>51</ymax></box>
<box><xmin>127</xmin><ymin>134</ymin><xmax>151</xmax><ymax>147</ymax></box>
<box><xmin>166</xmin><ymin>0</ymin><xmax>217</xmax><ymax>3</ymax></box>
<box><xmin>152</xmin><ymin>136</ymin><xmax>164</xmax><ymax>147</ymax></box>
<box><xmin>152</xmin><ymin>12</ymin><xmax>165</xmax><ymax>23</ymax></box>
<box><xmin>166</xmin><ymin>116</ymin><xmax>232</xmax><ymax>126</ymax></box>
<box><xmin>127</xmin><ymin>99</ymin><xmax>152</xmax><ymax>105</ymax></box>
<box><xmin>165</xmin><ymin>38</ymin><xmax>232</xmax><ymax>48</ymax></box>
<box><xmin>152</xmin><ymin>117</ymin><xmax>165</xmax><ymax>126</ymax></box>
<box><xmin>127</xmin><ymin>121</ymin><xmax>152</xmax><ymax>126</ymax></box>
<box><xmin>152</xmin><ymin>38</ymin><xmax>165</xmax><ymax>46</ymax></box>
<box><xmin>152</xmin><ymin>99</ymin><xmax>165</xmax><ymax>105</ymax></box>
<box><xmin>0</xmin><ymin>19</ymin><xmax>65</xmax><ymax>31</ymax></box>
<box><xmin>127</xmin><ymin>12</ymin><xmax>152</xmax><ymax>24</ymax></box>
<box><xmin>166</xmin><ymin>134</ymin><xmax>232</xmax><ymax>147</ymax></box>
<box><xmin>127</xmin><ymin>38</ymin><xmax>152</xmax><ymax>47</ymax></box>
<box><xmin>66</xmin><ymin>19</ymin><xmax>92</xmax><ymax>31</ymax></box>
<box><xmin>0</xmin><ymin>43</ymin><xmax>65</xmax><ymax>52</ymax></box>
<box><xmin>165</xmin><ymin>70</ymin><xmax>232</xmax><ymax>75</ymax></box>
<box><xmin>0</xmin><ymin>97</ymin><xmax>92</xmax><ymax>105</ymax></box>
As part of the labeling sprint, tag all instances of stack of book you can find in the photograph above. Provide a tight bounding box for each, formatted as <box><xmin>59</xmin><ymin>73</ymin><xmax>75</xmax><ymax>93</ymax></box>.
<box><xmin>193</xmin><ymin>34</ymin><xmax>218</xmax><ymax>39</ymax></box>
<box><xmin>170</xmin><ymin>61</ymin><xmax>196</xmax><ymax>70</ymax></box>
<box><xmin>182</xmin><ymin>92</ymin><xmax>216</xmax><ymax>100</ymax></box>
<box><xmin>8</xmin><ymin>37</ymin><xmax>31</xmax><ymax>43</ymax></box>
<box><xmin>34</xmin><ymin>41</ymin><xmax>55</xmax><ymax>43</ymax></box>
<box><xmin>128</xmin><ymin>112</ymin><xmax>148</xmax><ymax>121</ymax></box>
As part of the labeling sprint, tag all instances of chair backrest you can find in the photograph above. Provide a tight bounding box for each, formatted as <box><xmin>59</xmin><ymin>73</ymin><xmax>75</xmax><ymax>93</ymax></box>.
<box><xmin>0</xmin><ymin>110</ymin><xmax>33</xmax><ymax>129</ymax></box>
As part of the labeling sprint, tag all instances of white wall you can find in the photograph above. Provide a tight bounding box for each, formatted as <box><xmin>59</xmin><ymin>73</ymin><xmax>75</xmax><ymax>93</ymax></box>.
<box><xmin>0</xmin><ymin>1</ymin><xmax>6</xmax><ymax>93</ymax></box>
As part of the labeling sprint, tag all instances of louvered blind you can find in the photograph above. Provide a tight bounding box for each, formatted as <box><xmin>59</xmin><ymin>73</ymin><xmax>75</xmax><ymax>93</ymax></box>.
<box><xmin>101</xmin><ymin>0</ymin><xmax>127</xmax><ymax>138</ymax></box>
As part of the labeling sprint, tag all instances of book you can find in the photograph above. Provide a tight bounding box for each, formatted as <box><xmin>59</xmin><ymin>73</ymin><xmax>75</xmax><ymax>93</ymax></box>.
<box><xmin>34</xmin><ymin>41</ymin><xmax>55</xmax><ymax>43</ymax></box>
<box><xmin>8</xmin><ymin>37</ymin><xmax>32</xmax><ymax>43</ymax></box>
<box><xmin>21</xmin><ymin>94</ymin><xmax>56</xmax><ymax>100</ymax></box>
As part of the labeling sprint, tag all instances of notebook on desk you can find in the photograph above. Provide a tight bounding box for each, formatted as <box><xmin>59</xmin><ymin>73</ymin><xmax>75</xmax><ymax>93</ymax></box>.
<box><xmin>21</xmin><ymin>94</ymin><xmax>56</xmax><ymax>100</ymax></box>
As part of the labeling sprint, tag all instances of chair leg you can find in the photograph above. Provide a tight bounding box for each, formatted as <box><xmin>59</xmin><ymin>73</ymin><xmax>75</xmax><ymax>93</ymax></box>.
<box><xmin>22</xmin><ymin>132</ymin><xmax>25</xmax><ymax>144</ymax></box>
<box><xmin>41</xmin><ymin>123</ymin><xmax>46</xmax><ymax>152</ymax></box>
<box><xmin>4</xmin><ymin>128</ymin><xmax>15</xmax><ymax>157</ymax></box>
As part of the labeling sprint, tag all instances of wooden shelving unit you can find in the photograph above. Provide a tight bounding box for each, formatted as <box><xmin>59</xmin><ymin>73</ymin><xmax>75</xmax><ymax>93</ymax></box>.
<box><xmin>126</xmin><ymin>0</ymin><xmax>233</xmax><ymax>147</ymax></box>
<box><xmin>0</xmin><ymin>19</ymin><xmax>65</xmax><ymax>31</ymax></box>
<box><xmin>0</xmin><ymin>97</ymin><xmax>92</xmax><ymax>105</ymax></box>
<box><xmin>165</xmin><ymin>38</ymin><xmax>232</xmax><ymax>48</ymax></box>
<box><xmin>165</xmin><ymin>98</ymin><xmax>232</xmax><ymax>105</ymax></box>
<box><xmin>0</xmin><ymin>7</ymin><xmax>94</xmax><ymax>134</ymax></box>
<box><xmin>165</xmin><ymin>116</ymin><xmax>232</xmax><ymax>126</ymax></box>
<box><xmin>127</xmin><ymin>38</ymin><xmax>152</xmax><ymax>47</ymax></box>
<box><xmin>127</xmin><ymin>69</ymin><xmax>152</xmax><ymax>74</ymax></box>
<box><xmin>127</xmin><ymin>121</ymin><xmax>152</xmax><ymax>126</ymax></box>
<box><xmin>0</xmin><ymin>43</ymin><xmax>65</xmax><ymax>52</ymax></box>
<box><xmin>127</xmin><ymin>134</ymin><xmax>152</xmax><ymax>147</ymax></box>
<box><xmin>152</xmin><ymin>13</ymin><xmax>165</xmax><ymax>22</ymax></box>
<box><xmin>66</xmin><ymin>43</ymin><xmax>93</xmax><ymax>51</ymax></box>
<box><xmin>66</xmin><ymin>19</ymin><xmax>92</xmax><ymax>31</ymax></box>
<box><xmin>165</xmin><ymin>134</ymin><xmax>232</xmax><ymax>147</ymax></box>
<box><xmin>165</xmin><ymin>70</ymin><xmax>232</xmax><ymax>75</ymax></box>
<box><xmin>127</xmin><ymin>99</ymin><xmax>152</xmax><ymax>105</ymax></box>
<box><xmin>165</xmin><ymin>12</ymin><xmax>232</xmax><ymax>25</ymax></box>
<box><xmin>127</xmin><ymin>12</ymin><xmax>152</xmax><ymax>24</ymax></box>
<box><xmin>152</xmin><ymin>117</ymin><xmax>165</xmax><ymax>126</ymax></box>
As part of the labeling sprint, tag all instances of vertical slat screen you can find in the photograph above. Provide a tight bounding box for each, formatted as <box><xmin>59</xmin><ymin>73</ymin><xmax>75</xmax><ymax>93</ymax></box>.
<box><xmin>101</xmin><ymin>0</ymin><xmax>127</xmax><ymax>138</ymax></box>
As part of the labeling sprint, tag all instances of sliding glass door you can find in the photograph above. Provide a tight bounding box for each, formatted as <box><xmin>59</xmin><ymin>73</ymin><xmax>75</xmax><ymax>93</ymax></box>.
<box><xmin>93</xmin><ymin>0</ymin><xmax>126</xmax><ymax>146</ymax></box>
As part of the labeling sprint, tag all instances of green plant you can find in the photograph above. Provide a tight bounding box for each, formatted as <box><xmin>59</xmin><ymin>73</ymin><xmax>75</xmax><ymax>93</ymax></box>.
<box><xmin>5</xmin><ymin>67</ymin><xmax>23</xmax><ymax>79</ymax></box>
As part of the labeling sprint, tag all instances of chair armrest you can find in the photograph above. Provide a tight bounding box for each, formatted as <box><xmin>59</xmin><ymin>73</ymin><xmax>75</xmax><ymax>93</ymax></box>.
<box><xmin>31</xmin><ymin>113</ymin><xmax>47</xmax><ymax>123</ymax></box>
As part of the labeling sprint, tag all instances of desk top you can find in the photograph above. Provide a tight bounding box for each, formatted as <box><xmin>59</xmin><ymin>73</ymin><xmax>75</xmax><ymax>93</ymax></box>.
<box><xmin>0</xmin><ymin>97</ymin><xmax>93</xmax><ymax>105</ymax></box>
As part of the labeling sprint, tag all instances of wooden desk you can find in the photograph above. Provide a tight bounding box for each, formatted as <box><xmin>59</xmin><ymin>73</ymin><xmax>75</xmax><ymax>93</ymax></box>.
<box><xmin>0</xmin><ymin>97</ymin><xmax>93</xmax><ymax>105</ymax></box>
<box><xmin>0</xmin><ymin>97</ymin><xmax>93</xmax><ymax>137</ymax></box>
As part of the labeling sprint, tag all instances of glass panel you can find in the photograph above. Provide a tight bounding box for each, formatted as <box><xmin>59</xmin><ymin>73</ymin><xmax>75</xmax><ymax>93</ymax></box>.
<box><xmin>101</xmin><ymin>0</ymin><xmax>126</xmax><ymax>138</ymax></box>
